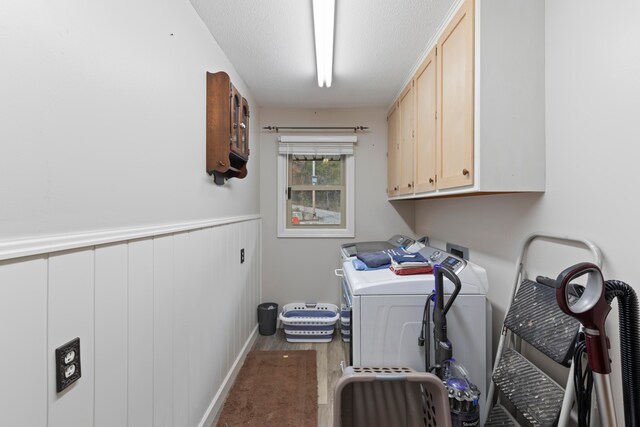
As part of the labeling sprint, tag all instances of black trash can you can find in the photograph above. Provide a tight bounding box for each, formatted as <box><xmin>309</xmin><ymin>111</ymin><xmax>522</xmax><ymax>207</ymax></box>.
<box><xmin>257</xmin><ymin>302</ymin><xmax>278</xmax><ymax>335</ymax></box>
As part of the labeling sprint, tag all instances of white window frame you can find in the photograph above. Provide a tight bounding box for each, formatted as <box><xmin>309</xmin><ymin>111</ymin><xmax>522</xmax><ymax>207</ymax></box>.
<box><xmin>277</xmin><ymin>135</ymin><xmax>356</xmax><ymax>238</ymax></box>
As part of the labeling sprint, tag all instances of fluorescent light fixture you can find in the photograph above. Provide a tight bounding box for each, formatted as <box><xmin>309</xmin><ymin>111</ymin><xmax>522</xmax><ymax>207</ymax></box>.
<box><xmin>312</xmin><ymin>0</ymin><xmax>335</xmax><ymax>88</ymax></box>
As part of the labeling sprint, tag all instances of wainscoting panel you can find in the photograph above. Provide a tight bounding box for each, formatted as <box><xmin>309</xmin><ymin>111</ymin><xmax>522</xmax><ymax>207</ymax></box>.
<box><xmin>0</xmin><ymin>216</ymin><xmax>261</xmax><ymax>427</ymax></box>
<box><xmin>172</xmin><ymin>231</ymin><xmax>192</xmax><ymax>427</ymax></box>
<box><xmin>128</xmin><ymin>238</ymin><xmax>154</xmax><ymax>427</ymax></box>
<box><xmin>94</xmin><ymin>243</ymin><xmax>129</xmax><ymax>427</ymax></box>
<box><xmin>208</xmin><ymin>226</ymin><xmax>225</xmax><ymax>405</ymax></box>
<box><xmin>201</xmin><ymin>227</ymin><xmax>217</xmax><ymax>409</ymax></box>
<box><xmin>0</xmin><ymin>256</ymin><xmax>48</xmax><ymax>427</ymax></box>
<box><xmin>153</xmin><ymin>235</ymin><xmax>175</xmax><ymax>427</ymax></box>
<box><xmin>187</xmin><ymin>229</ymin><xmax>209</xmax><ymax>427</ymax></box>
<box><xmin>48</xmin><ymin>249</ymin><xmax>95</xmax><ymax>427</ymax></box>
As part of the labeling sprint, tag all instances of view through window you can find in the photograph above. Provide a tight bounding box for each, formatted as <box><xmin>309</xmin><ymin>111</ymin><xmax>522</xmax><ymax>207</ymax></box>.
<box><xmin>287</xmin><ymin>155</ymin><xmax>345</xmax><ymax>228</ymax></box>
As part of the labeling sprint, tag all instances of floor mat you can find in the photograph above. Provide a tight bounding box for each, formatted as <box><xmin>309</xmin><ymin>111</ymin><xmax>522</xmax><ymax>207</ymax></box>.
<box><xmin>216</xmin><ymin>350</ymin><xmax>318</xmax><ymax>427</ymax></box>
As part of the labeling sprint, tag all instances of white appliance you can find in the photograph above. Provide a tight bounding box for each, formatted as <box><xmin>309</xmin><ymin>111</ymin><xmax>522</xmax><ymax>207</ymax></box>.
<box><xmin>337</xmin><ymin>245</ymin><xmax>491</xmax><ymax>422</ymax></box>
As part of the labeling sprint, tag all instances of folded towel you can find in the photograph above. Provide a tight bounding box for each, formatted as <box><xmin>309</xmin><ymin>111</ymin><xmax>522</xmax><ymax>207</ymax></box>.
<box><xmin>389</xmin><ymin>248</ymin><xmax>429</xmax><ymax>265</ymax></box>
<box><xmin>352</xmin><ymin>258</ymin><xmax>391</xmax><ymax>271</ymax></box>
<box><xmin>356</xmin><ymin>251</ymin><xmax>392</xmax><ymax>268</ymax></box>
<box><xmin>390</xmin><ymin>266</ymin><xmax>434</xmax><ymax>275</ymax></box>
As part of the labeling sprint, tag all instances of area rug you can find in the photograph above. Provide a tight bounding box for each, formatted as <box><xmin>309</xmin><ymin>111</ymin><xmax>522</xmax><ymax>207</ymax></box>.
<box><xmin>216</xmin><ymin>350</ymin><xmax>318</xmax><ymax>427</ymax></box>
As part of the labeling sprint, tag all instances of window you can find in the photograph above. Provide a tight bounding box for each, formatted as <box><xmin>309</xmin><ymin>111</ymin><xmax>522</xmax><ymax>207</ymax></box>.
<box><xmin>277</xmin><ymin>136</ymin><xmax>356</xmax><ymax>238</ymax></box>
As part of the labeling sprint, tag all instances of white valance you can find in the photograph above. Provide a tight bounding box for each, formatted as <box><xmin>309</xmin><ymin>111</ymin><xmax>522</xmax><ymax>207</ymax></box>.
<box><xmin>278</xmin><ymin>135</ymin><xmax>357</xmax><ymax>156</ymax></box>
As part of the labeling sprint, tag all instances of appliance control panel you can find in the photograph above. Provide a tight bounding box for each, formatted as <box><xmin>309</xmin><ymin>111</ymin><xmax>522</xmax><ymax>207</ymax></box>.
<box><xmin>420</xmin><ymin>247</ymin><xmax>466</xmax><ymax>273</ymax></box>
<box><xmin>429</xmin><ymin>250</ymin><xmax>442</xmax><ymax>262</ymax></box>
<box><xmin>388</xmin><ymin>234</ymin><xmax>415</xmax><ymax>248</ymax></box>
<box><xmin>443</xmin><ymin>256</ymin><xmax>462</xmax><ymax>269</ymax></box>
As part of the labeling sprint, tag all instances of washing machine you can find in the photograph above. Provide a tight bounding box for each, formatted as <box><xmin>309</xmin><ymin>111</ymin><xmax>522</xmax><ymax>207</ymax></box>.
<box><xmin>337</xmin><ymin>245</ymin><xmax>491</xmax><ymax>423</ymax></box>
<box><xmin>337</xmin><ymin>235</ymin><xmax>415</xmax><ymax>363</ymax></box>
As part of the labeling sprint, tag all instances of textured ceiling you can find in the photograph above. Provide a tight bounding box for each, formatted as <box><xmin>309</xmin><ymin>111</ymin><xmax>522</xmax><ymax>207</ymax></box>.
<box><xmin>190</xmin><ymin>0</ymin><xmax>456</xmax><ymax>108</ymax></box>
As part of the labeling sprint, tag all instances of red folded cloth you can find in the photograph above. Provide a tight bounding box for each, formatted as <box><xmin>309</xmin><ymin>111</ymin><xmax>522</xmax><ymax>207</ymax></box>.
<box><xmin>390</xmin><ymin>266</ymin><xmax>434</xmax><ymax>275</ymax></box>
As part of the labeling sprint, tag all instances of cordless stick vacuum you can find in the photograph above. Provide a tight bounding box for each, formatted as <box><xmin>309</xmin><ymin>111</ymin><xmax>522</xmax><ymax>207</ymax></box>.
<box><xmin>420</xmin><ymin>264</ymin><xmax>480</xmax><ymax>427</ymax></box>
<box><xmin>539</xmin><ymin>262</ymin><xmax>640</xmax><ymax>427</ymax></box>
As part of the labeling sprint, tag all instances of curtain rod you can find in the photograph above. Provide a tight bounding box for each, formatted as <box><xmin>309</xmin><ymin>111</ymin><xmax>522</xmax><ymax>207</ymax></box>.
<box><xmin>262</xmin><ymin>125</ymin><xmax>369</xmax><ymax>133</ymax></box>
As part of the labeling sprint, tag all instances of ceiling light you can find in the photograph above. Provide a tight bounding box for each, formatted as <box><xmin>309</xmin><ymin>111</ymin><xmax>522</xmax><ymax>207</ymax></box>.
<box><xmin>312</xmin><ymin>0</ymin><xmax>335</xmax><ymax>88</ymax></box>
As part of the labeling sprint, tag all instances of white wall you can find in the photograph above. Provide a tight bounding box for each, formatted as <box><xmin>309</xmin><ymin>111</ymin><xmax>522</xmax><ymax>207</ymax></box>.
<box><xmin>259</xmin><ymin>108</ymin><xmax>415</xmax><ymax>305</ymax></box>
<box><xmin>414</xmin><ymin>0</ymin><xmax>640</xmax><ymax>421</ymax></box>
<box><xmin>0</xmin><ymin>0</ymin><xmax>259</xmax><ymax>240</ymax></box>
<box><xmin>0</xmin><ymin>1</ymin><xmax>262</xmax><ymax>426</ymax></box>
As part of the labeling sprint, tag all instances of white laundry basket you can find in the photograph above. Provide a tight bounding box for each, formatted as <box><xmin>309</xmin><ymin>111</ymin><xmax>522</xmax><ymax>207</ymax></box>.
<box><xmin>340</xmin><ymin>303</ymin><xmax>351</xmax><ymax>342</ymax></box>
<box><xmin>279</xmin><ymin>302</ymin><xmax>339</xmax><ymax>343</ymax></box>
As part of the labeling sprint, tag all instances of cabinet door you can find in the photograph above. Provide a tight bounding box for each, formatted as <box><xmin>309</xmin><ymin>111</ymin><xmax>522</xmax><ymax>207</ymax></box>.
<box><xmin>414</xmin><ymin>47</ymin><xmax>437</xmax><ymax>194</ymax></box>
<box><xmin>398</xmin><ymin>83</ymin><xmax>415</xmax><ymax>195</ymax></box>
<box><xmin>387</xmin><ymin>104</ymin><xmax>400</xmax><ymax>196</ymax></box>
<box><xmin>229</xmin><ymin>85</ymin><xmax>242</xmax><ymax>156</ymax></box>
<box><xmin>241</xmin><ymin>97</ymin><xmax>250</xmax><ymax>156</ymax></box>
<box><xmin>437</xmin><ymin>0</ymin><xmax>474</xmax><ymax>190</ymax></box>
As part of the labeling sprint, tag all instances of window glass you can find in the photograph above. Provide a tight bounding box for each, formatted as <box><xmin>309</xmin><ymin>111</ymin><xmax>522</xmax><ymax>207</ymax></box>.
<box><xmin>290</xmin><ymin>157</ymin><xmax>341</xmax><ymax>186</ymax></box>
<box><xmin>287</xmin><ymin>155</ymin><xmax>345</xmax><ymax>228</ymax></box>
<box><xmin>289</xmin><ymin>190</ymin><xmax>342</xmax><ymax>226</ymax></box>
<box><xmin>232</xmin><ymin>95</ymin><xmax>239</xmax><ymax>147</ymax></box>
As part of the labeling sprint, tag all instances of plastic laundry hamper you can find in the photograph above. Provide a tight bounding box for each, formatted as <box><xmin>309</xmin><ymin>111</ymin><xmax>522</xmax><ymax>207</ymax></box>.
<box><xmin>333</xmin><ymin>367</ymin><xmax>451</xmax><ymax>427</ymax></box>
<box><xmin>279</xmin><ymin>302</ymin><xmax>339</xmax><ymax>343</ymax></box>
<box><xmin>340</xmin><ymin>304</ymin><xmax>351</xmax><ymax>342</ymax></box>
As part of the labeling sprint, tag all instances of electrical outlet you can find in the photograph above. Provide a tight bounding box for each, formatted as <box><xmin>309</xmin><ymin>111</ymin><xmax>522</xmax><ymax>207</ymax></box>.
<box><xmin>55</xmin><ymin>337</ymin><xmax>81</xmax><ymax>393</ymax></box>
<box><xmin>240</xmin><ymin>248</ymin><xmax>245</xmax><ymax>264</ymax></box>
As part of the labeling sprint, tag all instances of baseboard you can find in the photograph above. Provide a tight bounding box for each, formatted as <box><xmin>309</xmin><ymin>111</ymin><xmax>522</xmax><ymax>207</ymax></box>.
<box><xmin>197</xmin><ymin>324</ymin><xmax>259</xmax><ymax>427</ymax></box>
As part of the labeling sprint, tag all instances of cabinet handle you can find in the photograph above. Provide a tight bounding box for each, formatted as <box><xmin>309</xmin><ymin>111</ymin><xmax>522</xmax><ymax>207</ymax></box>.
<box><xmin>394</xmin><ymin>186</ymin><xmax>399</xmax><ymax>191</ymax></box>
<box><xmin>429</xmin><ymin>178</ymin><xmax>434</xmax><ymax>184</ymax></box>
<box><xmin>408</xmin><ymin>183</ymin><xmax>412</xmax><ymax>188</ymax></box>
<box><xmin>240</xmin><ymin>123</ymin><xmax>246</xmax><ymax>129</ymax></box>
<box><xmin>462</xmin><ymin>169</ymin><xmax>470</xmax><ymax>176</ymax></box>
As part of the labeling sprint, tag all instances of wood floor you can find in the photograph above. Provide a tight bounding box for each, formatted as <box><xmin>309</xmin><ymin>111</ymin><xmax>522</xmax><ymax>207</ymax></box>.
<box><xmin>251</xmin><ymin>329</ymin><xmax>348</xmax><ymax>426</ymax></box>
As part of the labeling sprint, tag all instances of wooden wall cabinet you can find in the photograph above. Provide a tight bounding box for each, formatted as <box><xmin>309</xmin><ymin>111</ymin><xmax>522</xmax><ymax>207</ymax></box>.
<box><xmin>437</xmin><ymin>0</ymin><xmax>474</xmax><ymax>190</ymax></box>
<box><xmin>387</xmin><ymin>103</ymin><xmax>400</xmax><ymax>196</ymax></box>
<box><xmin>386</xmin><ymin>0</ymin><xmax>545</xmax><ymax>200</ymax></box>
<box><xmin>414</xmin><ymin>47</ymin><xmax>437</xmax><ymax>194</ymax></box>
<box><xmin>398</xmin><ymin>83</ymin><xmax>415</xmax><ymax>195</ymax></box>
<box><xmin>388</xmin><ymin>79</ymin><xmax>417</xmax><ymax>196</ymax></box>
<box><xmin>206</xmin><ymin>72</ymin><xmax>250</xmax><ymax>185</ymax></box>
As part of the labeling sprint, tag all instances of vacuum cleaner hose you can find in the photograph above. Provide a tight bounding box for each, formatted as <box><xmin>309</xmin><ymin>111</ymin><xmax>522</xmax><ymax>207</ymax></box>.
<box><xmin>604</xmin><ymin>280</ymin><xmax>640</xmax><ymax>427</ymax></box>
